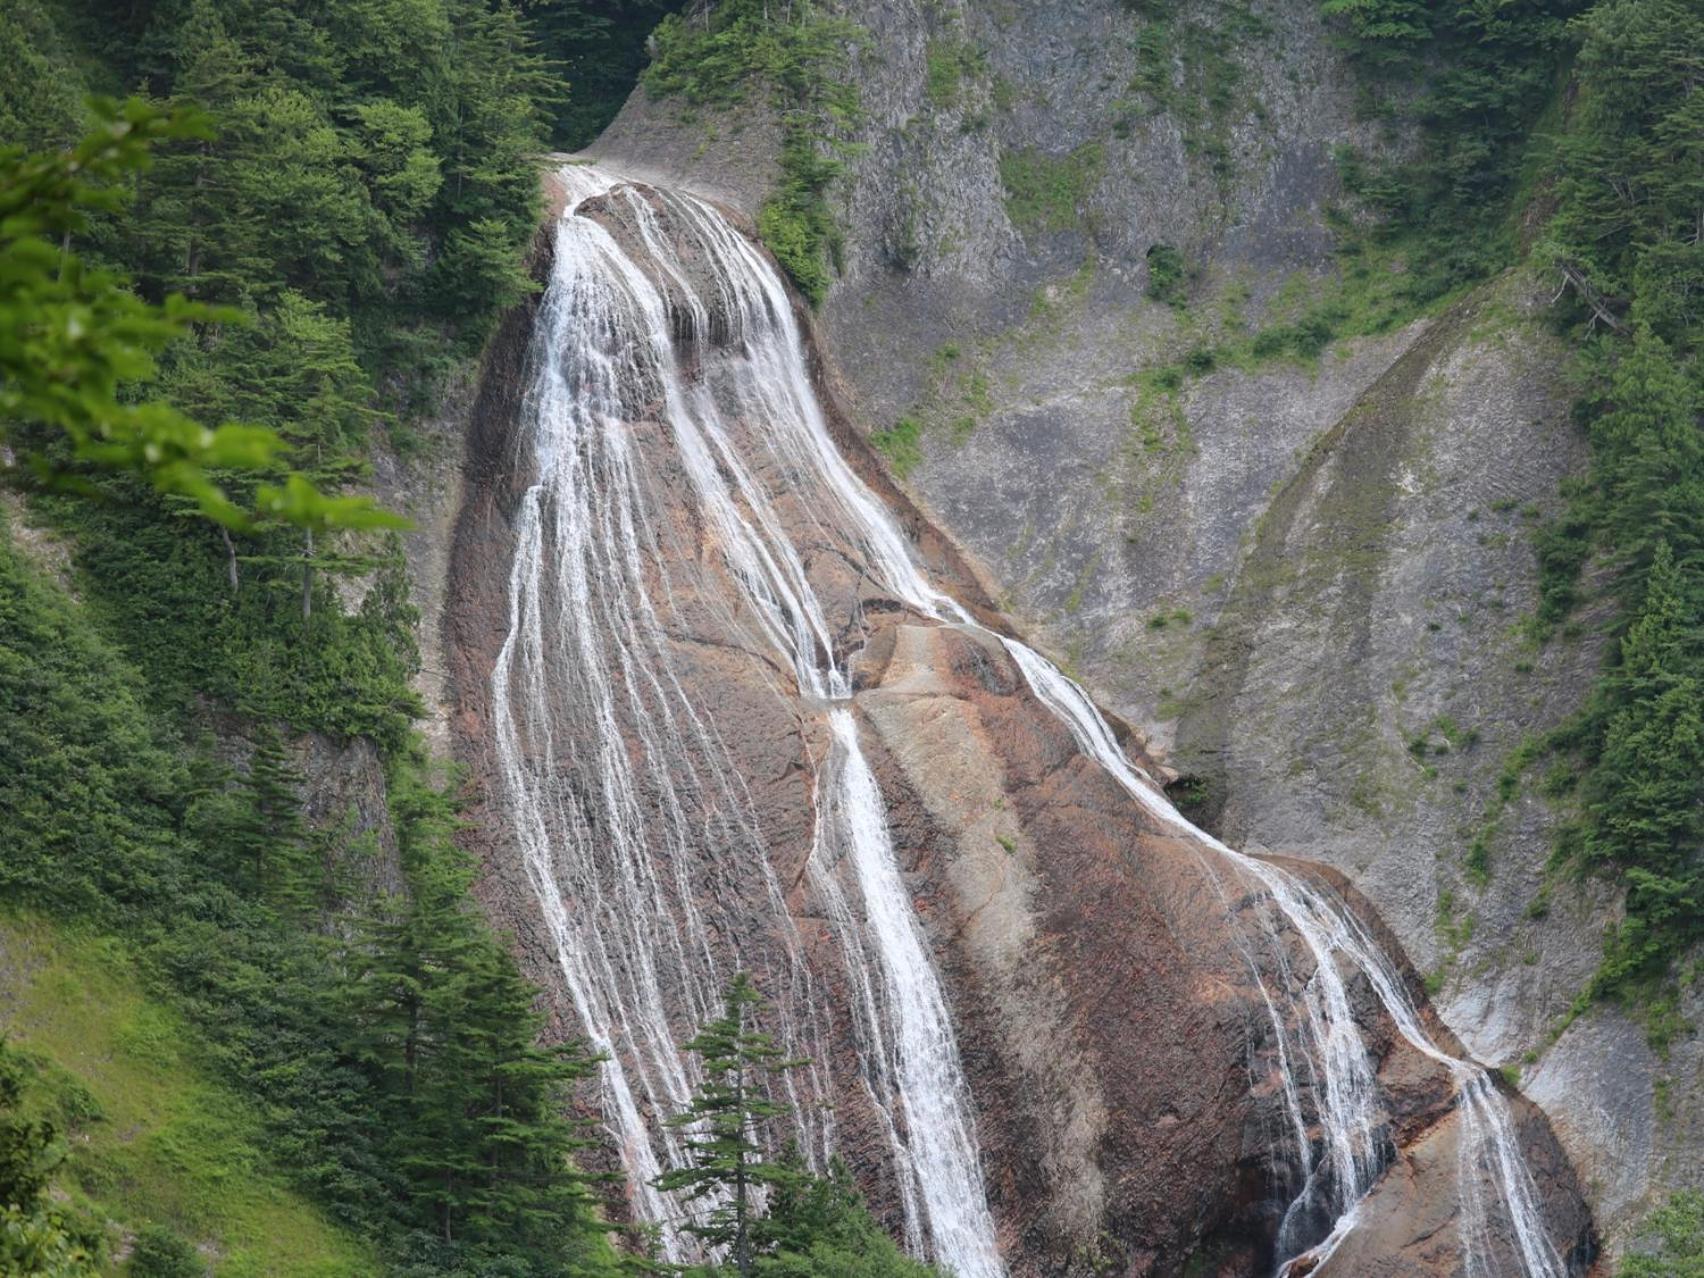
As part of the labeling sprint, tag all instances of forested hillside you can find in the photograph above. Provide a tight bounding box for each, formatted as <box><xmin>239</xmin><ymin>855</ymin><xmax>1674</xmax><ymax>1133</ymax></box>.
<box><xmin>1325</xmin><ymin>0</ymin><xmax>1702</xmax><ymax>1035</ymax></box>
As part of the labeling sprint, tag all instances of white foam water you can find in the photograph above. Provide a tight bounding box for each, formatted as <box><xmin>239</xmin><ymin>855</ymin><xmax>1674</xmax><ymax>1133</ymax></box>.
<box><xmin>488</xmin><ymin>161</ymin><xmax>1568</xmax><ymax>1278</ymax></box>
<box><xmin>488</xmin><ymin>165</ymin><xmax>1003</xmax><ymax>1276</ymax></box>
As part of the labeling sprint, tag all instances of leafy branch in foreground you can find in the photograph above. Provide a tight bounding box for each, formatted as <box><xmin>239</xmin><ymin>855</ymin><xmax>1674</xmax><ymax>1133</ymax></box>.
<box><xmin>0</xmin><ymin>99</ymin><xmax>405</xmax><ymax>535</ymax></box>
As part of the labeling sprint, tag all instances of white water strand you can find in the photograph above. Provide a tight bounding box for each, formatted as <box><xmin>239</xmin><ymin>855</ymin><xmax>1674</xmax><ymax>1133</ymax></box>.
<box><xmin>816</xmin><ymin>708</ymin><xmax>1006</xmax><ymax>1278</ymax></box>
<box><xmin>489</xmin><ymin>166</ymin><xmax>1005</xmax><ymax>1277</ymax></box>
<box><xmin>997</xmin><ymin>641</ymin><xmax>1567</xmax><ymax>1278</ymax></box>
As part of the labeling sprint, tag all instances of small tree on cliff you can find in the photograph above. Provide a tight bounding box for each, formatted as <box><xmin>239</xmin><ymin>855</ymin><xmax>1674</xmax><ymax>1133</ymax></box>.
<box><xmin>656</xmin><ymin>972</ymin><xmax>803</xmax><ymax>1278</ymax></box>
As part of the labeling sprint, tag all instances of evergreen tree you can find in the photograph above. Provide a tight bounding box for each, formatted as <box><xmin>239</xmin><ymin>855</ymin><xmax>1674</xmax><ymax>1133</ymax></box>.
<box><xmin>348</xmin><ymin>755</ymin><xmax>610</xmax><ymax>1261</ymax></box>
<box><xmin>230</xmin><ymin>724</ymin><xmax>310</xmax><ymax>902</ymax></box>
<box><xmin>657</xmin><ymin>972</ymin><xmax>804</xmax><ymax>1278</ymax></box>
<box><xmin>1591</xmin><ymin>331</ymin><xmax>1704</xmax><ymax>572</ymax></box>
<box><xmin>757</xmin><ymin>1156</ymin><xmax>936</xmax><ymax>1278</ymax></box>
<box><xmin>1581</xmin><ymin>541</ymin><xmax>1704</xmax><ymax>983</ymax></box>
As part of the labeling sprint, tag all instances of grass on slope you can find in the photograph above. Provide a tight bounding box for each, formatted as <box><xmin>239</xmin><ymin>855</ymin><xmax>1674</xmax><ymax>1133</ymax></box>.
<box><xmin>0</xmin><ymin>912</ymin><xmax>372</xmax><ymax>1277</ymax></box>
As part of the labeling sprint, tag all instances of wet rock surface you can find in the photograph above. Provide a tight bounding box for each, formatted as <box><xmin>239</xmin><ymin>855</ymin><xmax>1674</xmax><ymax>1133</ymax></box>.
<box><xmin>440</xmin><ymin>172</ymin><xmax>1596</xmax><ymax>1276</ymax></box>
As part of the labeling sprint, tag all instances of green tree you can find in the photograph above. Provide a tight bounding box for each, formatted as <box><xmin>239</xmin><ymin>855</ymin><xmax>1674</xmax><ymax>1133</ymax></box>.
<box><xmin>348</xmin><ymin>754</ymin><xmax>609</xmax><ymax>1258</ymax></box>
<box><xmin>0</xmin><ymin>103</ymin><xmax>405</xmax><ymax>535</ymax></box>
<box><xmin>657</xmin><ymin>972</ymin><xmax>804</xmax><ymax>1278</ymax></box>
<box><xmin>1579</xmin><ymin>542</ymin><xmax>1704</xmax><ymax>985</ymax></box>
<box><xmin>1544</xmin><ymin>0</ymin><xmax>1704</xmax><ymax>345</ymax></box>
<box><xmin>231</xmin><ymin>725</ymin><xmax>311</xmax><ymax>903</ymax></box>
<box><xmin>758</xmin><ymin>1158</ymin><xmax>936</xmax><ymax>1278</ymax></box>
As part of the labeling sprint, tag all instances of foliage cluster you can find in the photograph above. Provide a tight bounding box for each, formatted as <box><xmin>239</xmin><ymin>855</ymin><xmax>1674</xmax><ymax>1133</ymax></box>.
<box><xmin>1526</xmin><ymin>0</ymin><xmax>1701</xmax><ymax>1004</ymax></box>
<box><xmin>1621</xmin><ymin>1190</ymin><xmax>1704</xmax><ymax>1277</ymax></box>
<box><xmin>0</xmin><ymin>98</ymin><xmax>393</xmax><ymax>534</ymax></box>
<box><xmin>645</xmin><ymin>0</ymin><xmax>864</xmax><ymax>304</ymax></box>
<box><xmin>923</xmin><ymin>40</ymin><xmax>983</xmax><ymax>111</ymax></box>
<box><xmin>1117</xmin><ymin>0</ymin><xmax>1267</xmax><ymax>175</ymax></box>
<box><xmin>0</xmin><ymin>1038</ymin><xmax>99</xmax><ymax>1277</ymax></box>
<box><xmin>525</xmin><ymin>0</ymin><xmax>684</xmax><ymax>148</ymax></box>
<box><xmin>0</xmin><ymin>523</ymin><xmax>612</xmax><ymax>1274</ymax></box>
<box><xmin>870</xmin><ymin>416</ymin><xmax>925</xmax><ymax>479</ymax></box>
<box><xmin>997</xmin><ymin>144</ymin><xmax>1105</xmax><ymax>236</ymax></box>
<box><xmin>0</xmin><ymin>0</ymin><xmax>551</xmax><ymax>745</ymax></box>
<box><xmin>1322</xmin><ymin>0</ymin><xmax>1585</xmax><ymax>301</ymax></box>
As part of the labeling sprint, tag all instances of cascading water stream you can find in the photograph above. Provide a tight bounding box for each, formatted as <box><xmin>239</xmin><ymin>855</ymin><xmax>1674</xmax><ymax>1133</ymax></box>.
<box><xmin>489</xmin><ymin>165</ymin><xmax>1003</xmax><ymax>1278</ymax></box>
<box><xmin>488</xmin><ymin>161</ymin><xmax>1569</xmax><ymax>1278</ymax></box>
<box><xmin>998</xmin><ymin>643</ymin><xmax>1568</xmax><ymax>1278</ymax></box>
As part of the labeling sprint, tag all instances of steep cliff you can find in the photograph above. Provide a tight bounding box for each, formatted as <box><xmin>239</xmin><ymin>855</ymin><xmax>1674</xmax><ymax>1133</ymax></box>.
<box><xmin>583</xmin><ymin>0</ymin><xmax>1698</xmax><ymax>1260</ymax></box>
<box><xmin>434</xmin><ymin>155</ymin><xmax>1604</xmax><ymax>1276</ymax></box>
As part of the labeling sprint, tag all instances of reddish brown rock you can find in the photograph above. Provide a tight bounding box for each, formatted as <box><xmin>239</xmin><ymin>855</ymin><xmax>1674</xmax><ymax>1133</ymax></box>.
<box><xmin>441</xmin><ymin>176</ymin><xmax>1595</xmax><ymax>1277</ymax></box>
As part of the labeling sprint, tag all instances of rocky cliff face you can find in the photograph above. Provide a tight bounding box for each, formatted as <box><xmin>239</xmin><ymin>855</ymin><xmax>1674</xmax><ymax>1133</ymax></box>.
<box><xmin>427</xmin><ymin>161</ymin><xmax>1601</xmax><ymax>1277</ymax></box>
<box><xmin>583</xmin><ymin>0</ymin><xmax>1701</xmax><ymax>1260</ymax></box>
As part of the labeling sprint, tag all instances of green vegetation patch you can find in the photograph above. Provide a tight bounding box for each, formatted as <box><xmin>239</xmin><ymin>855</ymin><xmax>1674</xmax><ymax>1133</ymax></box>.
<box><xmin>1621</xmin><ymin>1190</ymin><xmax>1704</xmax><ymax>1276</ymax></box>
<box><xmin>924</xmin><ymin>39</ymin><xmax>984</xmax><ymax>109</ymax></box>
<box><xmin>0</xmin><ymin>914</ymin><xmax>372</xmax><ymax>1275</ymax></box>
<box><xmin>998</xmin><ymin>143</ymin><xmax>1105</xmax><ymax>234</ymax></box>
<box><xmin>647</xmin><ymin>0</ymin><xmax>865</xmax><ymax>305</ymax></box>
<box><xmin>870</xmin><ymin>417</ymin><xmax>925</xmax><ymax>478</ymax></box>
<box><xmin>1116</xmin><ymin>0</ymin><xmax>1268</xmax><ymax>176</ymax></box>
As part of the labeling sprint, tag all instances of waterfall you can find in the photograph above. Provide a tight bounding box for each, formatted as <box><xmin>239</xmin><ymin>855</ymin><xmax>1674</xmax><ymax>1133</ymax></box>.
<box><xmin>999</xmin><ymin>642</ymin><xmax>1567</xmax><ymax>1278</ymax></box>
<box><xmin>488</xmin><ymin>165</ymin><xmax>1002</xmax><ymax>1276</ymax></box>
<box><xmin>487</xmin><ymin>161</ymin><xmax>1568</xmax><ymax>1278</ymax></box>
<box><xmin>817</xmin><ymin>707</ymin><xmax>1006</xmax><ymax>1278</ymax></box>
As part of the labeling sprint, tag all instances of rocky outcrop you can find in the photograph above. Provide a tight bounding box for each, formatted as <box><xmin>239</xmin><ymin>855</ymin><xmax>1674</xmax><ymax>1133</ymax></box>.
<box><xmin>582</xmin><ymin>0</ymin><xmax>1693</xmax><ymax>1255</ymax></box>
<box><xmin>437</xmin><ymin>169</ymin><xmax>1597</xmax><ymax>1276</ymax></box>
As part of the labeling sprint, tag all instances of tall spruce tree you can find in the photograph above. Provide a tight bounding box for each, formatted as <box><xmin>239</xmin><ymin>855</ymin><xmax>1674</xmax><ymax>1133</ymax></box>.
<box><xmin>1582</xmin><ymin>540</ymin><xmax>1704</xmax><ymax>983</ymax></box>
<box><xmin>348</xmin><ymin>756</ymin><xmax>609</xmax><ymax>1260</ymax></box>
<box><xmin>657</xmin><ymin>972</ymin><xmax>803</xmax><ymax>1278</ymax></box>
<box><xmin>230</xmin><ymin>724</ymin><xmax>311</xmax><ymax>903</ymax></box>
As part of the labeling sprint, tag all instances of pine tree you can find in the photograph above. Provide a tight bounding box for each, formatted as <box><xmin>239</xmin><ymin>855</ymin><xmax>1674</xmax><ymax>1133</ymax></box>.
<box><xmin>348</xmin><ymin>756</ymin><xmax>609</xmax><ymax>1261</ymax></box>
<box><xmin>657</xmin><ymin>972</ymin><xmax>804</xmax><ymax>1278</ymax></box>
<box><xmin>759</xmin><ymin>1156</ymin><xmax>937</xmax><ymax>1278</ymax></box>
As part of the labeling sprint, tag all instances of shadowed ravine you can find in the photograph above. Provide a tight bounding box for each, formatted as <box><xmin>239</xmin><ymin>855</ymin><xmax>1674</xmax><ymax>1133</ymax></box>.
<box><xmin>448</xmin><ymin>166</ymin><xmax>1597</xmax><ymax>1278</ymax></box>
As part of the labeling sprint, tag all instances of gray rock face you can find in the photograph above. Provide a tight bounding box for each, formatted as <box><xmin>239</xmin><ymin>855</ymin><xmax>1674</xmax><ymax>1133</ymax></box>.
<box><xmin>579</xmin><ymin>0</ymin><xmax>1697</xmax><ymax>1257</ymax></box>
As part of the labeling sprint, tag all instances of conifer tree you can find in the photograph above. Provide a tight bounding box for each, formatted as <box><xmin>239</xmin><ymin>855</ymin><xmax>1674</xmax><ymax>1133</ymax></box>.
<box><xmin>348</xmin><ymin>757</ymin><xmax>608</xmax><ymax>1259</ymax></box>
<box><xmin>657</xmin><ymin>972</ymin><xmax>803</xmax><ymax>1278</ymax></box>
<box><xmin>231</xmin><ymin>724</ymin><xmax>311</xmax><ymax>903</ymax></box>
<box><xmin>1583</xmin><ymin>540</ymin><xmax>1704</xmax><ymax>980</ymax></box>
